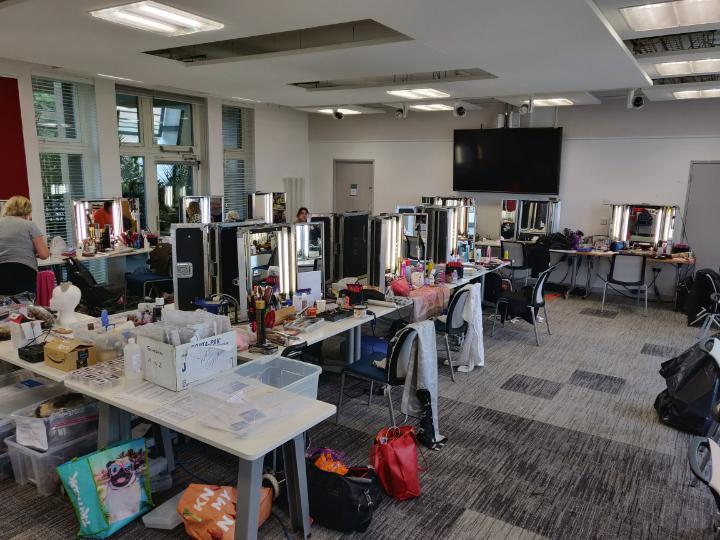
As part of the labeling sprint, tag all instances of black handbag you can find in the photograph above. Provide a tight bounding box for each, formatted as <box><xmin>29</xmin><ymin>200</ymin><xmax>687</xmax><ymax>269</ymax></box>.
<box><xmin>306</xmin><ymin>460</ymin><xmax>384</xmax><ymax>533</ymax></box>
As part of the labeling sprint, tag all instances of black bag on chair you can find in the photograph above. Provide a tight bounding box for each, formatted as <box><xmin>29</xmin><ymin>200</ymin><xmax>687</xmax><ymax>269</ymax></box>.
<box><xmin>654</xmin><ymin>338</ymin><xmax>720</xmax><ymax>436</ymax></box>
<box><xmin>306</xmin><ymin>460</ymin><xmax>383</xmax><ymax>533</ymax></box>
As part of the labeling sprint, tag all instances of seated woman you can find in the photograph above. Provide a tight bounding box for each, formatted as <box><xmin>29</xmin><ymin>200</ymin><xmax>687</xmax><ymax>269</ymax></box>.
<box><xmin>0</xmin><ymin>195</ymin><xmax>50</xmax><ymax>294</ymax></box>
<box><xmin>186</xmin><ymin>201</ymin><xmax>202</xmax><ymax>223</ymax></box>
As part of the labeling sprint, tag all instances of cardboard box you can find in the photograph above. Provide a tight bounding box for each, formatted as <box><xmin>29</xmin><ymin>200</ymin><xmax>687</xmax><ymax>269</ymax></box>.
<box><xmin>138</xmin><ymin>330</ymin><xmax>237</xmax><ymax>391</ymax></box>
<box><xmin>44</xmin><ymin>339</ymin><xmax>98</xmax><ymax>372</ymax></box>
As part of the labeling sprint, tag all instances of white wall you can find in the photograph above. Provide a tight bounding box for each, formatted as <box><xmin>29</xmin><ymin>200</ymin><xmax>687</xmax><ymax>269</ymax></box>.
<box><xmin>309</xmin><ymin>98</ymin><xmax>720</xmax><ymax>238</ymax></box>
<box><xmin>309</xmin><ymin>97</ymin><xmax>720</xmax><ymax>295</ymax></box>
<box><xmin>255</xmin><ymin>104</ymin><xmax>309</xmax><ymax>193</ymax></box>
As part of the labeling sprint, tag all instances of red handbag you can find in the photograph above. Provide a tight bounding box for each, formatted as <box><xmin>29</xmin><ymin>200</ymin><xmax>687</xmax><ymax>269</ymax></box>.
<box><xmin>369</xmin><ymin>426</ymin><xmax>421</xmax><ymax>501</ymax></box>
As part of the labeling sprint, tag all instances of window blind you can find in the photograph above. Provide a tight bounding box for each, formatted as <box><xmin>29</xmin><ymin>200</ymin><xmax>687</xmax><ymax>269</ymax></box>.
<box><xmin>222</xmin><ymin>106</ymin><xmax>255</xmax><ymax>219</ymax></box>
<box><xmin>32</xmin><ymin>77</ymin><xmax>78</xmax><ymax>140</ymax></box>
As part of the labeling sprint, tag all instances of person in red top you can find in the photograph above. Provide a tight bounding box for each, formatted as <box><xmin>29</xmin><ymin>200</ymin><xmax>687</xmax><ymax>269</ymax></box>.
<box><xmin>93</xmin><ymin>201</ymin><xmax>114</xmax><ymax>229</ymax></box>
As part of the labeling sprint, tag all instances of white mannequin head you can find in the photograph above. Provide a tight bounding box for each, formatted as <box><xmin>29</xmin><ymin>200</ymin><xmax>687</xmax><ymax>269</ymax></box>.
<box><xmin>50</xmin><ymin>282</ymin><xmax>81</xmax><ymax>326</ymax></box>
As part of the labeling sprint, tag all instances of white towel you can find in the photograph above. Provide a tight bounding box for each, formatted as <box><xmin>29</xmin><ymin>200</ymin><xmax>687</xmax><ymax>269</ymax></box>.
<box><xmin>458</xmin><ymin>283</ymin><xmax>484</xmax><ymax>370</ymax></box>
<box><xmin>401</xmin><ymin>320</ymin><xmax>443</xmax><ymax>441</ymax></box>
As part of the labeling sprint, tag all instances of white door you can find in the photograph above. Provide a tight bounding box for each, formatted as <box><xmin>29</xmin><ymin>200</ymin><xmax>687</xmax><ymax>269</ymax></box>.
<box><xmin>685</xmin><ymin>162</ymin><xmax>720</xmax><ymax>271</ymax></box>
<box><xmin>333</xmin><ymin>160</ymin><xmax>373</xmax><ymax>213</ymax></box>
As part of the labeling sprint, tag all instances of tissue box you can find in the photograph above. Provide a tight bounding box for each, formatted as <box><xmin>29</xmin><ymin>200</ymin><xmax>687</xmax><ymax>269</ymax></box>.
<box><xmin>138</xmin><ymin>331</ymin><xmax>237</xmax><ymax>391</ymax></box>
<box><xmin>43</xmin><ymin>339</ymin><xmax>98</xmax><ymax>372</ymax></box>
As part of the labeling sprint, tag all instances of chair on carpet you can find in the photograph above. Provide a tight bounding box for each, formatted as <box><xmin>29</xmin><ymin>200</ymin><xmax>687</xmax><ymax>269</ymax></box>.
<box><xmin>336</xmin><ymin>326</ymin><xmax>417</xmax><ymax>426</ymax></box>
<box><xmin>432</xmin><ymin>288</ymin><xmax>471</xmax><ymax>382</ymax></box>
<box><xmin>491</xmin><ymin>265</ymin><xmax>555</xmax><ymax>346</ymax></box>
<box><xmin>125</xmin><ymin>243</ymin><xmax>173</xmax><ymax>300</ymax></box>
<box><xmin>601</xmin><ymin>253</ymin><xmax>648</xmax><ymax>315</ymax></box>
<box><xmin>688</xmin><ymin>436</ymin><xmax>720</xmax><ymax>532</ymax></box>
<box><xmin>501</xmin><ymin>240</ymin><xmax>531</xmax><ymax>286</ymax></box>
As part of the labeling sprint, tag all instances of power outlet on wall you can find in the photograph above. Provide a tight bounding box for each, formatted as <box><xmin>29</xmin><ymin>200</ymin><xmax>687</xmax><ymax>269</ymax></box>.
<box><xmin>600</xmin><ymin>218</ymin><xmax>608</xmax><ymax>226</ymax></box>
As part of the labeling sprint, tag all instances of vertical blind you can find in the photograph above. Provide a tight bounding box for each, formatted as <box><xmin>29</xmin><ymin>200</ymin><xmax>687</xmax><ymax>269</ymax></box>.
<box><xmin>222</xmin><ymin>105</ymin><xmax>255</xmax><ymax>220</ymax></box>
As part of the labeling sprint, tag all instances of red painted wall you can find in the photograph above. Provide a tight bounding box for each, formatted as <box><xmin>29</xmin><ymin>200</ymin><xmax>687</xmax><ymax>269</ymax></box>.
<box><xmin>0</xmin><ymin>76</ymin><xmax>29</xmax><ymax>198</ymax></box>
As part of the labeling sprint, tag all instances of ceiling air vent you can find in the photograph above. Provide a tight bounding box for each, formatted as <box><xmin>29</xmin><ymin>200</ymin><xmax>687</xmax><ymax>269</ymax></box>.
<box><xmin>653</xmin><ymin>74</ymin><xmax>720</xmax><ymax>85</ymax></box>
<box><xmin>290</xmin><ymin>68</ymin><xmax>495</xmax><ymax>92</ymax></box>
<box><xmin>626</xmin><ymin>30</ymin><xmax>720</xmax><ymax>56</ymax></box>
<box><xmin>144</xmin><ymin>19</ymin><xmax>412</xmax><ymax>65</ymax></box>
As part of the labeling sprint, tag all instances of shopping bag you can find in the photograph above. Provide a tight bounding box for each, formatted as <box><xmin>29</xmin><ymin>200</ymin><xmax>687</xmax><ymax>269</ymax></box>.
<box><xmin>177</xmin><ymin>484</ymin><xmax>272</xmax><ymax>539</ymax></box>
<box><xmin>57</xmin><ymin>438</ymin><xmax>153</xmax><ymax>538</ymax></box>
<box><xmin>369</xmin><ymin>426</ymin><xmax>420</xmax><ymax>500</ymax></box>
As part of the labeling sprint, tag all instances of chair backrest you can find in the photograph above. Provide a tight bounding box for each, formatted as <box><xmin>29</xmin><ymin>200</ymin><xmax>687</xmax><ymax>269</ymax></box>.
<box><xmin>608</xmin><ymin>254</ymin><xmax>646</xmax><ymax>286</ymax></box>
<box><xmin>501</xmin><ymin>240</ymin><xmax>526</xmax><ymax>269</ymax></box>
<box><xmin>447</xmin><ymin>289</ymin><xmax>469</xmax><ymax>331</ymax></box>
<box><xmin>531</xmin><ymin>265</ymin><xmax>556</xmax><ymax>308</ymax></box>
<box><xmin>0</xmin><ymin>263</ymin><xmax>37</xmax><ymax>295</ymax></box>
<box><xmin>387</xmin><ymin>326</ymin><xmax>417</xmax><ymax>386</ymax></box>
<box><xmin>66</xmin><ymin>257</ymin><xmax>98</xmax><ymax>289</ymax></box>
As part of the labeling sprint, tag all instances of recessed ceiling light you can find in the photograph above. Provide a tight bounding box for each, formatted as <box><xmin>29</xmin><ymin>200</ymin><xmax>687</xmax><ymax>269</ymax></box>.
<box><xmin>532</xmin><ymin>98</ymin><xmax>574</xmax><ymax>106</ymax></box>
<box><xmin>386</xmin><ymin>88</ymin><xmax>450</xmax><ymax>100</ymax></box>
<box><xmin>97</xmin><ymin>73</ymin><xmax>144</xmax><ymax>83</ymax></box>
<box><xmin>90</xmin><ymin>1</ymin><xmax>224</xmax><ymax>36</ymax></box>
<box><xmin>231</xmin><ymin>97</ymin><xmax>262</xmax><ymax>103</ymax></box>
<box><xmin>409</xmin><ymin>103</ymin><xmax>454</xmax><ymax>111</ymax></box>
<box><xmin>317</xmin><ymin>108</ymin><xmax>362</xmax><ymax>115</ymax></box>
<box><xmin>620</xmin><ymin>0</ymin><xmax>720</xmax><ymax>32</ymax></box>
<box><xmin>673</xmin><ymin>88</ymin><xmax>720</xmax><ymax>99</ymax></box>
<box><xmin>655</xmin><ymin>58</ymin><xmax>720</xmax><ymax>75</ymax></box>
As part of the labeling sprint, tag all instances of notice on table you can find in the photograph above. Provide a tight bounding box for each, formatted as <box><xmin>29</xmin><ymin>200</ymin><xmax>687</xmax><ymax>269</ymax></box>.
<box><xmin>152</xmin><ymin>395</ymin><xmax>196</xmax><ymax>424</ymax></box>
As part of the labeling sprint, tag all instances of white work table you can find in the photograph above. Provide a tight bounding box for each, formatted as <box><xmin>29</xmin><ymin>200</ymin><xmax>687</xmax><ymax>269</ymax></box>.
<box><xmin>66</xmin><ymin>373</ymin><xmax>334</xmax><ymax>540</ymax></box>
<box><xmin>38</xmin><ymin>246</ymin><xmax>153</xmax><ymax>268</ymax></box>
<box><xmin>0</xmin><ymin>339</ymin><xmax>69</xmax><ymax>382</ymax></box>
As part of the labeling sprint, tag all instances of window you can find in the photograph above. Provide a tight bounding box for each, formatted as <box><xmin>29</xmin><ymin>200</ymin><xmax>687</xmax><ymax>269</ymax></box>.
<box><xmin>32</xmin><ymin>78</ymin><xmax>78</xmax><ymax>140</ymax></box>
<box><xmin>153</xmin><ymin>98</ymin><xmax>193</xmax><ymax>146</ymax></box>
<box><xmin>222</xmin><ymin>105</ymin><xmax>255</xmax><ymax>219</ymax></box>
<box><xmin>118</xmin><ymin>91</ymin><xmax>202</xmax><ymax>233</ymax></box>
<box><xmin>116</xmin><ymin>94</ymin><xmax>141</xmax><ymax>144</ymax></box>
<box><xmin>120</xmin><ymin>156</ymin><xmax>146</xmax><ymax>229</ymax></box>
<box><xmin>32</xmin><ymin>76</ymin><xmax>101</xmax><ymax>245</ymax></box>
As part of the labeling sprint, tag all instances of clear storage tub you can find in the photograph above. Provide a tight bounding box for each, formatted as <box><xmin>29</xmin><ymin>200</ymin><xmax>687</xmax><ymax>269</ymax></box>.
<box><xmin>0</xmin><ymin>451</ymin><xmax>12</xmax><ymax>481</ymax></box>
<box><xmin>0</xmin><ymin>419</ymin><xmax>15</xmax><ymax>452</ymax></box>
<box><xmin>11</xmin><ymin>398</ymin><xmax>99</xmax><ymax>452</ymax></box>
<box><xmin>5</xmin><ymin>432</ymin><xmax>97</xmax><ymax>496</ymax></box>
<box><xmin>230</xmin><ymin>356</ymin><xmax>321</xmax><ymax>399</ymax></box>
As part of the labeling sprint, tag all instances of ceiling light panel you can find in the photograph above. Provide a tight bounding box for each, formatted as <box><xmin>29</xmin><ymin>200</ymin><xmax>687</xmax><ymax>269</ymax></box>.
<box><xmin>620</xmin><ymin>0</ymin><xmax>720</xmax><ymax>32</ymax></box>
<box><xmin>532</xmin><ymin>98</ymin><xmax>574</xmax><ymax>106</ymax></box>
<box><xmin>97</xmin><ymin>73</ymin><xmax>144</xmax><ymax>83</ymax></box>
<box><xmin>90</xmin><ymin>1</ymin><xmax>223</xmax><ymax>36</ymax></box>
<box><xmin>409</xmin><ymin>104</ymin><xmax>454</xmax><ymax>111</ymax></box>
<box><xmin>386</xmin><ymin>88</ymin><xmax>450</xmax><ymax>99</ymax></box>
<box><xmin>655</xmin><ymin>58</ymin><xmax>720</xmax><ymax>75</ymax></box>
<box><xmin>673</xmin><ymin>88</ymin><xmax>720</xmax><ymax>98</ymax></box>
<box><xmin>317</xmin><ymin>108</ymin><xmax>362</xmax><ymax>115</ymax></box>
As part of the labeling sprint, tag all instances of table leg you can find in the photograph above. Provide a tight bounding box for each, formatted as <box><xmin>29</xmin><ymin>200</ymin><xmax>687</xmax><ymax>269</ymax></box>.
<box><xmin>282</xmin><ymin>434</ymin><xmax>311</xmax><ymax>539</ymax></box>
<box><xmin>97</xmin><ymin>403</ymin><xmax>132</xmax><ymax>448</ymax></box>
<box><xmin>235</xmin><ymin>457</ymin><xmax>263</xmax><ymax>540</ymax></box>
<box><xmin>354</xmin><ymin>325</ymin><xmax>362</xmax><ymax>361</ymax></box>
<box><xmin>565</xmin><ymin>255</ymin><xmax>578</xmax><ymax>299</ymax></box>
<box><xmin>584</xmin><ymin>258</ymin><xmax>594</xmax><ymax>299</ymax></box>
<box><xmin>674</xmin><ymin>263</ymin><xmax>681</xmax><ymax>308</ymax></box>
<box><xmin>345</xmin><ymin>327</ymin><xmax>355</xmax><ymax>364</ymax></box>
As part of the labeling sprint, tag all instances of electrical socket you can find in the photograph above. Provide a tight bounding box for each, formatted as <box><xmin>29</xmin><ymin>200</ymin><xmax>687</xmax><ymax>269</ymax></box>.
<box><xmin>600</xmin><ymin>219</ymin><xmax>608</xmax><ymax>226</ymax></box>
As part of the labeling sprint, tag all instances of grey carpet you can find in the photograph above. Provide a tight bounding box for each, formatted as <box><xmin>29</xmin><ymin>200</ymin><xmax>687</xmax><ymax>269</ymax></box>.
<box><xmin>0</xmin><ymin>296</ymin><xmax>715</xmax><ymax>539</ymax></box>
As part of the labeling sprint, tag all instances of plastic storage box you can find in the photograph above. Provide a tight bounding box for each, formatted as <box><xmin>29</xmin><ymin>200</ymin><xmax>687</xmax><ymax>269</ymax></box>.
<box><xmin>5</xmin><ymin>432</ymin><xmax>97</xmax><ymax>496</ymax></box>
<box><xmin>0</xmin><ymin>451</ymin><xmax>12</xmax><ymax>480</ymax></box>
<box><xmin>0</xmin><ymin>419</ymin><xmax>15</xmax><ymax>452</ymax></box>
<box><xmin>11</xmin><ymin>398</ymin><xmax>99</xmax><ymax>452</ymax></box>
<box><xmin>229</xmin><ymin>356</ymin><xmax>321</xmax><ymax>399</ymax></box>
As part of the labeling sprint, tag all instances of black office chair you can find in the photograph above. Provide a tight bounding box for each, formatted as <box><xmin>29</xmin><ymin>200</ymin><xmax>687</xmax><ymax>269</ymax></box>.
<box><xmin>336</xmin><ymin>326</ymin><xmax>417</xmax><ymax>426</ymax></box>
<box><xmin>65</xmin><ymin>257</ymin><xmax>122</xmax><ymax>315</ymax></box>
<box><xmin>601</xmin><ymin>253</ymin><xmax>648</xmax><ymax>315</ymax></box>
<box><xmin>432</xmin><ymin>288</ymin><xmax>470</xmax><ymax>381</ymax></box>
<box><xmin>491</xmin><ymin>265</ymin><xmax>555</xmax><ymax>346</ymax></box>
<box><xmin>0</xmin><ymin>263</ymin><xmax>37</xmax><ymax>295</ymax></box>
<box><xmin>501</xmin><ymin>240</ymin><xmax>531</xmax><ymax>287</ymax></box>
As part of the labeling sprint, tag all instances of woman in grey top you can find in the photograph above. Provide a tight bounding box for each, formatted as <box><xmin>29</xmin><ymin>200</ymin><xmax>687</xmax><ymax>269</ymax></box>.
<box><xmin>0</xmin><ymin>195</ymin><xmax>50</xmax><ymax>294</ymax></box>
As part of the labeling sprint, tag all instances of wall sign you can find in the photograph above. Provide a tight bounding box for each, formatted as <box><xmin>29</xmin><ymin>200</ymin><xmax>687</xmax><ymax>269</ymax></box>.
<box><xmin>350</xmin><ymin>183</ymin><xmax>358</xmax><ymax>196</ymax></box>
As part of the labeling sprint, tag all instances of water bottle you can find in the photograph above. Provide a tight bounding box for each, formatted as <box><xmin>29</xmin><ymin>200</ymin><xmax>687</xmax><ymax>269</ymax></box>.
<box><xmin>124</xmin><ymin>338</ymin><xmax>143</xmax><ymax>381</ymax></box>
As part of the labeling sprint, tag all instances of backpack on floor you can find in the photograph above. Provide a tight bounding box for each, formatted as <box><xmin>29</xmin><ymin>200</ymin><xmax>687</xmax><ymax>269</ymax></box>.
<box><xmin>654</xmin><ymin>338</ymin><xmax>720</xmax><ymax>436</ymax></box>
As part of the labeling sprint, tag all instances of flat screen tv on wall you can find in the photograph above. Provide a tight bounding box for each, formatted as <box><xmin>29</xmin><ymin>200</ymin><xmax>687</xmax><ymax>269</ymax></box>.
<box><xmin>453</xmin><ymin>127</ymin><xmax>563</xmax><ymax>194</ymax></box>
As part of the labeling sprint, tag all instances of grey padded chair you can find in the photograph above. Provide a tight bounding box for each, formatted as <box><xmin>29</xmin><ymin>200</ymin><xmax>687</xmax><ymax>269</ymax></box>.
<box><xmin>433</xmin><ymin>288</ymin><xmax>470</xmax><ymax>381</ymax></box>
<box><xmin>601</xmin><ymin>254</ymin><xmax>648</xmax><ymax>315</ymax></box>
<box><xmin>501</xmin><ymin>240</ymin><xmax>531</xmax><ymax>286</ymax></box>
<box><xmin>336</xmin><ymin>326</ymin><xmax>417</xmax><ymax>426</ymax></box>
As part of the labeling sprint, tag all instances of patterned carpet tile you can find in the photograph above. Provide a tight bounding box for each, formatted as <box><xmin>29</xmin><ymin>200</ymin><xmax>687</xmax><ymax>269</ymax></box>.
<box><xmin>568</xmin><ymin>369</ymin><xmax>626</xmax><ymax>394</ymax></box>
<box><xmin>641</xmin><ymin>343</ymin><xmax>681</xmax><ymax>358</ymax></box>
<box><xmin>500</xmin><ymin>374</ymin><xmax>563</xmax><ymax>400</ymax></box>
<box><xmin>580</xmin><ymin>308</ymin><xmax>619</xmax><ymax>319</ymax></box>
